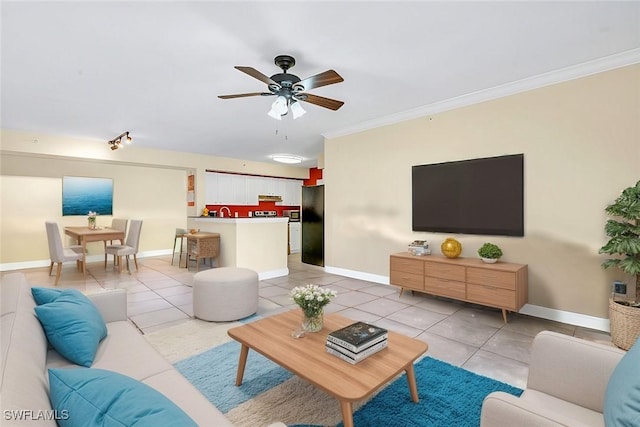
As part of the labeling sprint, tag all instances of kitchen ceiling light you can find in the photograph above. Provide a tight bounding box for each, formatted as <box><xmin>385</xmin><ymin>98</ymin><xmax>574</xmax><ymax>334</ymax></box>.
<box><xmin>108</xmin><ymin>131</ymin><xmax>132</xmax><ymax>150</ymax></box>
<box><xmin>272</xmin><ymin>154</ymin><xmax>303</xmax><ymax>164</ymax></box>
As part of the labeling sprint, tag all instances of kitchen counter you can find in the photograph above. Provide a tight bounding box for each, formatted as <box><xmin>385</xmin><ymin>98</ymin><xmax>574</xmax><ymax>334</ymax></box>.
<box><xmin>189</xmin><ymin>216</ymin><xmax>289</xmax><ymax>224</ymax></box>
<box><xmin>187</xmin><ymin>216</ymin><xmax>289</xmax><ymax>279</ymax></box>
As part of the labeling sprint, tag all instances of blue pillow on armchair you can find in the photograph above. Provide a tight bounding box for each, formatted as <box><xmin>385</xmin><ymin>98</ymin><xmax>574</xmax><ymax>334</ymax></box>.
<box><xmin>604</xmin><ymin>337</ymin><xmax>640</xmax><ymax>427</ymax></box>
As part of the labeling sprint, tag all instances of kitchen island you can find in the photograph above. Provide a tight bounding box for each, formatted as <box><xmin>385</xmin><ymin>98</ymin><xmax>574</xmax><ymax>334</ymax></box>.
<box><xmin>187</xmin><ymin>216</ymin><xmax>289</xmax><ymax>279</ymax></box>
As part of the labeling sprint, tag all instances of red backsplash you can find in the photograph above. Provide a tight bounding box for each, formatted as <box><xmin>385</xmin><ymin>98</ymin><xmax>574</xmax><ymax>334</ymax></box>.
<box><xmin>204</xmin><ymin>201</ymin><xmax>299</xmax><ymax>218</ymax></box>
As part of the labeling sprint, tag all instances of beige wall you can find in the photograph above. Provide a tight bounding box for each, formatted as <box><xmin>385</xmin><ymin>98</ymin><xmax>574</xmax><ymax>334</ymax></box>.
<box><xmin>0</xmin><ymin>155</ymin><xmax>185</xmax><ymax>263</ymax></box>
<box><xmin>324</xmin><ymin>64</ymin><xmax>640</xmax><ymax>319</ymax></box>
<box><xmin>0</xmin><ymin>130</ymin><xmax>307</xmax><ymax>267</ymax></box>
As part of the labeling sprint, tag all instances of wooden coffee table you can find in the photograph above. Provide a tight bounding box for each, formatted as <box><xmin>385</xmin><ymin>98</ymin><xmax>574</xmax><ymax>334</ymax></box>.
<box><xmin>227</xmin><ymin>310</ymin><xmax>428</xmax><ymax>427</ymax></box>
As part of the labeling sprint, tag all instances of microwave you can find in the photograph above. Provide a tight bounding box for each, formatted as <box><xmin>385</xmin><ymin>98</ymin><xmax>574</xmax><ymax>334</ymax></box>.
<box><xmin>283</xmin><ymin>210</ymin><xmax>300</xmax><ymax>222</ymax></box>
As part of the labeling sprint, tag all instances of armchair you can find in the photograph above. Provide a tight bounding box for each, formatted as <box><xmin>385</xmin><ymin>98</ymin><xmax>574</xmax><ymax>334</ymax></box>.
<box><xmin>481</xmin><ymin>331</ymin><xmax>628</xmax><ymax>427</ymax></box>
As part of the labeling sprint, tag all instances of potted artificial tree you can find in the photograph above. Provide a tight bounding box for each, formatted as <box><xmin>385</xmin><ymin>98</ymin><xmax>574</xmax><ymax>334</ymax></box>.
<box><xmin>599</xmin><ymin>180</ymin><xmax>640</xmax><ymax>350</ymax></box>
<box><xmin>478</xmin><ymin>243</ymin><xmax>503</xmax><ymax>263</ymax></box>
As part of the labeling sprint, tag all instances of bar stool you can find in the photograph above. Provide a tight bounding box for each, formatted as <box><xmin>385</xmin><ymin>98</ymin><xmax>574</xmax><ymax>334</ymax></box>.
<box><xmin>172</xmin><ymin>228</ymin><xmax>188</xmax><ymax>266</ymax></box>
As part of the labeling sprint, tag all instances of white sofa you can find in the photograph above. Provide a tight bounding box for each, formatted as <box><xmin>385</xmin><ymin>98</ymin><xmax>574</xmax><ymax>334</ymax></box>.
<box><xmin>0</xmin><ymin>272</ymin><xmax>285</xmax><ymax>427</ymax></box>
<box><xmin>480</xmin><ymin>330</ymin><xmax>628</xmax><ymax>427</ymax></box>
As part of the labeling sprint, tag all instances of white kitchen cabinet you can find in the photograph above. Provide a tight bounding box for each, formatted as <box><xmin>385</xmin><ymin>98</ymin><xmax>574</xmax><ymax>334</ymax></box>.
<box><xmin>289</xmin><ymin>222</ymin><xmax>301</xmax><ymax>253</ymax></box>
<box><xmin>244</xmin><ymin>175</ymin><xmax>262</xmax><ymax>205</ymax></box>
<box><xmin>207</xmin><ymin>172</ymin><xmax>302</xmax><ymax>206</ymax></box>
<box><xmin>284</xmin><ymin>180</ymin><xmax>302</xmax><ymax>206</ymax></box>
<box><xmin>205</xmin><ymin>172</ymin><xmax>247</xmax><ymax>205</ymax></box>
<box><xmin>205</xmin><ymin>172</ymin><xmax>219</xmax><ymax>204</ymax></box>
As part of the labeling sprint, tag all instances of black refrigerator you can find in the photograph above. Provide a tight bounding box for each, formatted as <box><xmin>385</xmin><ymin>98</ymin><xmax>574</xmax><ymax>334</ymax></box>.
<box><xmin>301</xmin><ymin>185</ymin><xmax>324</xmax><ymax>266</ymax></box>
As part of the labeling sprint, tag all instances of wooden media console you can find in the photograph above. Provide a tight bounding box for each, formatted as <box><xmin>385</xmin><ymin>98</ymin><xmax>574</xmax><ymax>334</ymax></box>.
<box><xmin>390</xmin><ymin>252</ymin><xmax>528</xmax><ymax>323</ymax></box>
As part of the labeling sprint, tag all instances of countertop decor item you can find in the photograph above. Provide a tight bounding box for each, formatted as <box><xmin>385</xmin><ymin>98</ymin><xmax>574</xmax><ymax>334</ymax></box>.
<box><xmin>290</xmin><ymin>284</ymin><xmax>337</xmax><ymax>332</ymax></box>
<box><xmin>441</xmin><ymin>238</ymin><xmax>462</xmax><ymax>259</ymax></box>
<box><xmin>599</xmin><ymin>180</ymin><xmax>640</xmax><ymax>350</ymax></box>
<box><xmin>478</xmin><ymin>243</ymin><xmax>503</xmax><ymax>263</ymax></box>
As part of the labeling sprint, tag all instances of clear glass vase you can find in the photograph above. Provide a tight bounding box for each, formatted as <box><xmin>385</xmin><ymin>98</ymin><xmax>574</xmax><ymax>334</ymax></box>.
<box><xmin>88</xmin><ymin>217</ymin><xmax>97</xmax><ymax>230</ymax></box>
<box><xmin>302</xmin><ymin>309</ymin><xmax>324</xmax><ymax>332</ymax></box>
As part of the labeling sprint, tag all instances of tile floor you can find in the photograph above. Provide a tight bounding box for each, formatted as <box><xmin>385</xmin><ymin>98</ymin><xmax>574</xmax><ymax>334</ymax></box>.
<box><xmin>5</xmin><ymin>253</ymin><xmax>613</xmax><ymax>389</ymax></box>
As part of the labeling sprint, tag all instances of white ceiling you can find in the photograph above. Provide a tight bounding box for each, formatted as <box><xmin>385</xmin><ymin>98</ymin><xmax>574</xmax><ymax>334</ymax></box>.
<box><xmin>2</xmin><ymin>1</ymin><xmax>639</xmax><ymax>168</ymax></box>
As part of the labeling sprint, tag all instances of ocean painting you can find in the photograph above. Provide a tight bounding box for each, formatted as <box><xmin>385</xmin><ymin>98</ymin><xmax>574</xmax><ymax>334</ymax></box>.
<box><xmin>62</xmin><ymin>176</ymin><xmax>113</xmax><ymax>216</ymax></box>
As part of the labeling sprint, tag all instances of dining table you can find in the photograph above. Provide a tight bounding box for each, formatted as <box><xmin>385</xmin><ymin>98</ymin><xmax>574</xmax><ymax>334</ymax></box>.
<box><xmin>64</xmin><ymin>226</ymin><xmax>126</xmax><ymax>273</ymax></box>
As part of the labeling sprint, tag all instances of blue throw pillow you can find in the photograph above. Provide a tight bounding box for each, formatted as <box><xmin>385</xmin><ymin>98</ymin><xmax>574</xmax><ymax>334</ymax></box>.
<box><xmin>48</xmin><ymin>368</ymin><xmax>198</xmax><ymax>427</ymax></box>
<box><xmin>604</xmin><ymin>338</ymin><xmax>640</xmax><ymax>427</ymax></box>
<box><xmin>34</xmin><ymin>289</ymin><xmax>107</xmax><ymax>367</ymax></box>
<box><xmin>31</xmin><ymin>287</ymin><xmax>64</xmax><ymax>305</ymax></box>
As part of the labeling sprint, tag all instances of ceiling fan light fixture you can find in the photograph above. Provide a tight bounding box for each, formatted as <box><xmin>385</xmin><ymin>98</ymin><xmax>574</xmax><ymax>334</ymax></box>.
<box><xmin>290</xmin><ymin>101</ymin><xmax>306</xmax><ymax>119</ymax></box>
<box><xmin>272</xmin><ymin>96</ymin><xmax>288</xmax><ymax>115</ymax></box>
<box><xmin>271</xmin><ymin>154</ymin><xmax>303</xmax><ymax>164</ymax></box>
<box><xmin>267</xmin><ymin>109</ymin><xmax>282</xmax><ymax>120</ymax></box>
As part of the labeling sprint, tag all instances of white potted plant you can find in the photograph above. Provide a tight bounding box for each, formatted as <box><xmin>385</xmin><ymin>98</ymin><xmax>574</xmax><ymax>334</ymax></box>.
<box><xmin>477</xmin><ymin>243</ymin><xmax>503</xmax><ymax>263</ymax></box>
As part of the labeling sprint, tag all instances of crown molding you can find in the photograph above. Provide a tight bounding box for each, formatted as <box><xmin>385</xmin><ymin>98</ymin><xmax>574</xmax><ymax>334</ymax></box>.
<box><xmin>323</xmin><ymin>48</ymin><xmax>640</xmax><ymax>140</ymax></box>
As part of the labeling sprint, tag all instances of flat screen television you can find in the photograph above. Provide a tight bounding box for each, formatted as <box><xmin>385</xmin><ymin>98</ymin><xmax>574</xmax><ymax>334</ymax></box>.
<box><xmin>412</xmin><ymin>154</ymin><xmax>524</xmax><ymax>236</ymax></box>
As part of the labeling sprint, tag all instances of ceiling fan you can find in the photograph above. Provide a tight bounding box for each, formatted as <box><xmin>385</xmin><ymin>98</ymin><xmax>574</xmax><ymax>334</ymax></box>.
<box><xmin>218</xmin><ymin>55</ymin><xmax>344</xmax><ymax>119</ymax></box>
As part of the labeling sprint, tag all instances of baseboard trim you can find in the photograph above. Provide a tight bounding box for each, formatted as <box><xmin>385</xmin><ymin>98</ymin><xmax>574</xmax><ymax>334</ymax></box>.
<box><xmin>324</xmin><ymin>265</ymin><xmax>389</xmax><ymax>285</ymax></box>
<box><xmin>258</xmin><ymin>268</ymin><xmax>289</xmax><ymax>280</ymax></box>
<box><xmin>518</xmin><ymin>304</ymin><xmax>610</xmax><ymax>333</ymax></box>
<box><xmin>325</xmin><ymin>265</ymin><xmax>610</xmax><ymax>332</ymax></box>
<box><xmin>0</xmin><ymin>249</ymin><xmax>173</xmax><ymax>272</ymax></box>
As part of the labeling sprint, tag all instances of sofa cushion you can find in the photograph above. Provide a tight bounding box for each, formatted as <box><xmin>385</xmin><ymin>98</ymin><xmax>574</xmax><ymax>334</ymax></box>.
<box><xmin>604</xmin><ymin>337</ymin><xmax>640</xmax><ymax>427</ymax></box>
<box><xmin>33</xmin><ymin>289</ymin><xmax>107</xmax><ymax>367</ymax></box>
<box><xmin>48</xmin><ymin>368</ymin><xmax>198</xmax><ymax>427</ymax></box>
<box><xmin>31</xmin><ymin>287</ymin><xmax>64</xmax><ymax>305</ymax></box>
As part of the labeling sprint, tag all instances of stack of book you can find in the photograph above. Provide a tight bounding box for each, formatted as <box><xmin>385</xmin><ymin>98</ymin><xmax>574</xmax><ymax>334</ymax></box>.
<box><xmin>325</xmin><ymin>322</ymin><xmax>388</xmax><ymax>364</ymax></box>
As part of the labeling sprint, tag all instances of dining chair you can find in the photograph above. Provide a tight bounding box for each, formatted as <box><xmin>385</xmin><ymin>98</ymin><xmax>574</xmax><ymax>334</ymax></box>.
<box><xmin>104</xmin><ymin>219</ymin><xmax>143</xmax><ymax>273</ymax></box>
<box><xmin>45</xmin><ymin>221</ymin><xmax>85</xmax><ymax>285</ymax></box>
<box><xmin>171</xmin><ymin>228</ymin><xmax>188</xmax><ymax>266</ymax></box>
<box><xmin>103</xmin><ymin>218</ymin><xmax>128</xmax><ymax>265</ymax></box>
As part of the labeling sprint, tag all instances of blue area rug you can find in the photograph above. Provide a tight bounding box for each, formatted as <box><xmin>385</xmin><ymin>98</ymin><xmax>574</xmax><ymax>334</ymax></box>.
<box><xmin>176</xmin><ymin>341</ymin><xmax>522</xmax><ymax>426</ymax></box>
<box><xmin>175</xmin><ymin>340</ymin><xmax>292</xmax><ymax>413</ymax></box>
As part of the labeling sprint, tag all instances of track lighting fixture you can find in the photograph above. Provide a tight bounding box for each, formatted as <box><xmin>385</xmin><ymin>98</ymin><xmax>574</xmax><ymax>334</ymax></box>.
<box><xmin>108</xmin><ymin>131</ymin><xmax>132</xmax><ymax>150</ymax></box>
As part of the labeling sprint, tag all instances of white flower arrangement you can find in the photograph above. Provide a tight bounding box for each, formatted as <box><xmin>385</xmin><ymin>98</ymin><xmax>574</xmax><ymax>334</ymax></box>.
<box><xmin>87</xmin><ymin>211</ymin><xmax>98</xmax><ymax>228</ymax></box>
<box><xmin>290</xmin><ymin>284</ymin><xmax>337</xmax><ymax>318</ymax></box>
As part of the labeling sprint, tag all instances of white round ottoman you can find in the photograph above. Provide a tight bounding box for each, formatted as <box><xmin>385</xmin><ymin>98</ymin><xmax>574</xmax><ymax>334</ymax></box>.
<box><xmin>193</xmin><ymin>267</ymin><xmax>259</xmax><ymax>321</ymax></box>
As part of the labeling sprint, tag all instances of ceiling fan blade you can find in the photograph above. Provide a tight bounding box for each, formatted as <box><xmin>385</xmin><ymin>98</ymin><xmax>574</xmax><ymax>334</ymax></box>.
<box><xmin>295</xmin><ymin>70</ymin><xmax>343</xmax><ymax>91</ymax></box>
<box><xmin>298</xmin><ymin>93</ymin><xmax>344</xmax><ymax>111</ymax></box>
<box><xmin>235</xmin><ymin>66</ymin><xmax>277</xmax><ymax>86</ymax></box>
<box><xmin>218</xmin><ymin>92</ymin><xmax>273</xmax><ymax>99</ymax></box>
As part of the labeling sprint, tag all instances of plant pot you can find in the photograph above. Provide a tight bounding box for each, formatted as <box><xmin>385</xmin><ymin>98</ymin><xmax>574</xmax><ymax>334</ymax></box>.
<box><xmin>481</xmin><ymin>257</ymin><xmax>498</xmax><ymax>264</ymax></box>
<box><xmin>609</xmin><ymin>298</ymin><xmax>640</xmax><ymax>350</ymax></box>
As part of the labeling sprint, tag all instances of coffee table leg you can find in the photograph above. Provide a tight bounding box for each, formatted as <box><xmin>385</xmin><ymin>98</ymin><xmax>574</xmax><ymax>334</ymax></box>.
<box><xmin>405</xmin><ymin>364</ymin><xmax>420</xmax><ymax>403</ymax></box>
<box><xmin>235</xmin><ymin>344</ymin><xmax>249</xmax><ymax>386</ymax></box>
<box><xmin>339</xmin><ymin>400</ymin><xmax>354</xmax><ymax>427</ymax></box>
